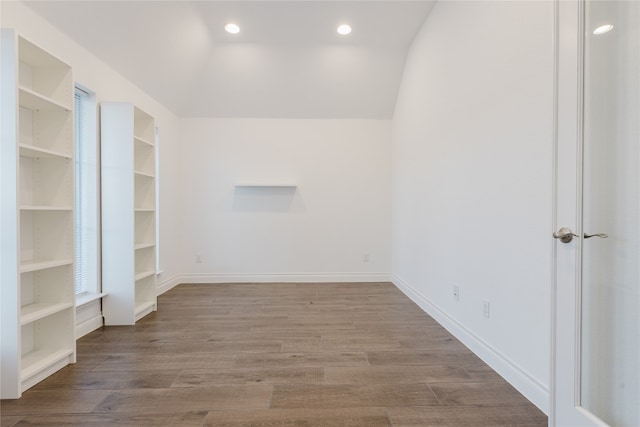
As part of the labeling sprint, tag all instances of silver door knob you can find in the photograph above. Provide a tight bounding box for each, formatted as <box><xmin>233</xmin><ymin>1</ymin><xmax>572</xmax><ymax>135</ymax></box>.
<box><xmin>553</xmin><ymin>227</ymin><xmax>578</xmax><ymax>243</ymax></box>
<box><xmin>584</xmin><ymin>232</ymin><xmax>608</xmax><ymax>239</ymax></box>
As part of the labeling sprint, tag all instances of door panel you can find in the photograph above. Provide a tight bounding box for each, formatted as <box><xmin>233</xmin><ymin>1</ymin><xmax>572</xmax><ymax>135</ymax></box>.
<box><xmin>554</xmin><ymin>0</ymin><xmax>639</xmax><ymax>425</ymax></box>
<box><xmin>581</xmin><ymin>1</ymin><xmax>639</xmax><ymax>425</ymax></box>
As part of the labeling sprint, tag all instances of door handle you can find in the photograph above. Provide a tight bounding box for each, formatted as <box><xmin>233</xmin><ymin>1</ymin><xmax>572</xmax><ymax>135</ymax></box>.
<box><xmin>553</xmin><ymin>227</ymin><xmax>578</xmax><ymax>243</ymax></box>
<box><xmin>584</xmin><ymin>232</ymin><xmax>608</xmax><ymax>239</ymax></box>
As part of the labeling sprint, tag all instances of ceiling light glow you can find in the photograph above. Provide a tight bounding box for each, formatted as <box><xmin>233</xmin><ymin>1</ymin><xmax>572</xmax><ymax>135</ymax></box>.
<box><xmin>225</xmin><ymin>23</ymin><xmax>240</xmax><ymax>34</ymax></box>
<box><xmin>593</xmin><ymin>24</ymin><xmax>614</xmax><ymax>35</ymax></box>
<box><xmin>337</xmin><ymin>24</ymin><xmax>352</xmax><ymax>35</ymax></box>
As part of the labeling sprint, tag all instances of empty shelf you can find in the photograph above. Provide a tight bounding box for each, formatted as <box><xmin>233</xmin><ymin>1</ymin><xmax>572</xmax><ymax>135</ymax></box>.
<box><xmin>21</xmin><ymin>302</ymin><xmax>73</xmax><ymax>325</ymax></box>
<box><xmin>20</xmin><ymin>259</ymin><xmax>72</xmax><ymax>273</ymax></box>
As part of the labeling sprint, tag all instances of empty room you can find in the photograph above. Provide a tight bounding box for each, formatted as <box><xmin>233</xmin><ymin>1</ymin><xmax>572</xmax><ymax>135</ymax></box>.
<box><xmin>0</xmin><ymin>0</ymin><xmax>638</xmax><ymax>426</ymax></box>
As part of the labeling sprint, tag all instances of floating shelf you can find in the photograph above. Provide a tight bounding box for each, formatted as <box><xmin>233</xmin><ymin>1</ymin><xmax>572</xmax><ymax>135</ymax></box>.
<box><xmin>19</xmin><ymin>144</ymin><xmax>72</xmax><ymax>160</ymax></box>
<box><xmin>20</xmin><ymin>302</ymin><xmax>73</xmax><ymax>325</ymax></box>
<box><xmin>234</xmin><ymin>183</ymin><xmax>297</xmax><ymax>188</ymax></box>
<box><xmin>20</xmin><ymin>259</ymin><xmax>73</xmax><ymax>273</ymax></box>
<box><xmin>19</xmin><ymin>87</ymin><xmax>71</xmax><ymax>112</ymax></box>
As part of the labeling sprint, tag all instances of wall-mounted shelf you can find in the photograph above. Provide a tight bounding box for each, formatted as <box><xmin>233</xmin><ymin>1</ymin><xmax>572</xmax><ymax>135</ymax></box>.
<box><xmin>234</xmin><ymin>183</ymin><xmax>297</xmax><ymax>188</ymax></box>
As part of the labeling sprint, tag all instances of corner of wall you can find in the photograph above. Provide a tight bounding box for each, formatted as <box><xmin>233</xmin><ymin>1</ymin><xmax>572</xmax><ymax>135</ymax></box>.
<box><xmin>156</xmin><ymin>274</ymin><xmax>182</xmax><ymax>296</ymax></box>
<box><xmin>391</xmin><ymin>274</ymin><xmax>549</xmax><ymax>413</ymax></box>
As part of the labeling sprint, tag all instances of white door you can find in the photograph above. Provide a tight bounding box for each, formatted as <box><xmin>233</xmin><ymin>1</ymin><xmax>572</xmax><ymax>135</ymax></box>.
<box><xmin>552</xmin><ymin>0</ymin><xmax>639</xmax><ymax>426</ymax></box>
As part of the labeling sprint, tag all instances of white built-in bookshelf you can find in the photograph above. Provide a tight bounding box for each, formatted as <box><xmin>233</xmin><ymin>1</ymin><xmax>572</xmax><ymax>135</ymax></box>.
<box><xmin>101</xmin><ymin>102</ymin><xmax>157</xmax><ymax>325</ymax></box>
<box><xmin>1</xmin><ymin>30</ymin><xmax>76</xmax><ymax>399</ymax></box>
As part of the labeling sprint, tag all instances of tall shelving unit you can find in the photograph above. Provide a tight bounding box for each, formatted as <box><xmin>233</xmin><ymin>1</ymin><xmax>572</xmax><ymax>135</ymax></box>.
<box><xmin>1</xmin><ymin>30</ymin><xmax>76</xmax><ymax>399</ymax></box>
<box><xmin>101</xmin><ymin>102</ymin><xmax>157</xmax><ymax>325</ymax></box>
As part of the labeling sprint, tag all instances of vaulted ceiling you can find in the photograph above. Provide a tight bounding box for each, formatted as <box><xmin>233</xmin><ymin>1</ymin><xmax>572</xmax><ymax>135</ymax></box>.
<box><xmin>24</xmin><ymin>1</ymin><xmax>435</xmax><ymax>118</ymax></box>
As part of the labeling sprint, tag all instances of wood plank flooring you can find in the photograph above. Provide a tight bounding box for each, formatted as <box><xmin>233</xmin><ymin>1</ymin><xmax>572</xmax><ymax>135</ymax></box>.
<box><xmin>1</xmin><ymin>282</ymin><xmax>547</xmax><ymax>426</ymax></box>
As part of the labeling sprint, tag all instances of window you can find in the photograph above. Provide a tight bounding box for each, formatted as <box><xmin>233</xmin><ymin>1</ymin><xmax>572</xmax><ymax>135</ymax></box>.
<box><xmin>74</xmin><ymin>86</ymin><xmax>99</xmax><ymax>296</ymax></box>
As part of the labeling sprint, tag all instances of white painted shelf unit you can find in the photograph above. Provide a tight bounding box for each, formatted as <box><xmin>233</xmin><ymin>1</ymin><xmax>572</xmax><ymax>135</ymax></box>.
<box><xmin>101</xmin><ymin>102</ymin><xmax>157</xmax><ymax>325</ymax></box>
<box><xmin>0</xmin><ymin>29</ymin><xmax>76</xmax><ymax>399</ymax></box>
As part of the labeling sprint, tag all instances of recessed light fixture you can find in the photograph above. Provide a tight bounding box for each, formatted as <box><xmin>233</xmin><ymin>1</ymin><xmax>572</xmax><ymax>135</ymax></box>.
<box><xmin>337</xmin><ymin>24</ymin><xmax>352</xmax><ymax>35</ymax></box>
<box><xmin>593</xmin><ymin>24</ymin><xmax>614</xmax><ymax>35</ymax></box>
<box><xmin>225</xmin><ymin>23</ymin><xmax>240</xmax><ymax>34</ymax></box>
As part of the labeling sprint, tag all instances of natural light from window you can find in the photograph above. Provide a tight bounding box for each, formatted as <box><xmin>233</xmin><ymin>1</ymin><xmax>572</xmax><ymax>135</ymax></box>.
<box><xmin>74</xmin><ymin>86</ymin><xmax>99</xmax><ymax>298</ymax></box>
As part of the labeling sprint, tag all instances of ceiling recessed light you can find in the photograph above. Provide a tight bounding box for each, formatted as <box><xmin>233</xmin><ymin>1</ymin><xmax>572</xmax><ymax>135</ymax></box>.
<box><xmin>337</xmin><ymin>24</ymin><xmax>352</xmax><ymax>35</ymax></box>
<box><xmin>593</xmin><ymin>24</ymin><xmax>614</xmax><ymax>35</ymax></box>
<box><xmin>225</xmin><ymin>23</ymin><xmax>240</xmax><ymax>34</ymax></box>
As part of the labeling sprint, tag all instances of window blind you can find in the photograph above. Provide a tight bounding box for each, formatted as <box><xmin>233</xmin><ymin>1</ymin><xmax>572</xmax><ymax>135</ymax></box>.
<box><xmin>74</xmin><ymin>88</ymin><xmax>92</xmax><ymax>295</ymax></box>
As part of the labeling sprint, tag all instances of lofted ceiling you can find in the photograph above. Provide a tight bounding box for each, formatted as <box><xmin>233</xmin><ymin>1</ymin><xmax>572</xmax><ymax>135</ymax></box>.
<box><xmin>24</xmin><ymin>1</ymin><xmax>435</xmax><ymax>119</ymax></box>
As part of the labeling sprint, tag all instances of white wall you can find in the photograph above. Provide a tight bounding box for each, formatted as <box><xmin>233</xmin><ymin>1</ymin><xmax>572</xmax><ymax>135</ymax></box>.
<box><xmin>179</xmin><ymin>118</ymin><xmax>391</xmax><ymax>282</ymax></box>
<box><xmin>391</xmin><ymin>1</ymin><xmax>553</xmax><ymax>412</ymax></box>
<box><xmin>1</xmin><ymin>3</ymin><xmax>184</xmax><ymax>324</ymax></box>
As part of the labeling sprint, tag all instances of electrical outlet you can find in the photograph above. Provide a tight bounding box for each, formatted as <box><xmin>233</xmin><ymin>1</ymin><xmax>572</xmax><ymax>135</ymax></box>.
<box><xmin>363</xmin><ymin>253</ymin><xmax>370</xmax><ymax>262</ymax></box>
<box><xmin>453</xmin><ymin>285</ymin><xmax>460</xmax><ymax>302</ymax></box>
<box><xmin>196</xmin><ymin>254</ymin><xmax>202</xmax><ymax>263</ymax></box>
<box><xmin>482</xmin><ymin>300</ymin><xmax>490</xmax><ymax>318</ymax></box>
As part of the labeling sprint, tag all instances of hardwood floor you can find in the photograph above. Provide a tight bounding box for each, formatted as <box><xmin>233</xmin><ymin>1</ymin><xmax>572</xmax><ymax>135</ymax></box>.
<box><xmin>1</xmin><ymin>282</ymin><xmax>547</xmax><ymax>426</ymax></box>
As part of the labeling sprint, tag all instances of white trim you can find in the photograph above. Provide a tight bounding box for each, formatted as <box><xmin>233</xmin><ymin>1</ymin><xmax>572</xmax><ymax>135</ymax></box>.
<box><xmin>392</xmin><ymin>274</ymin><xmax>550</xmax><ymax>414</ymax></box>
<box><xmin>154</xmin><ymin>127</ymin><xmax>160</xmax><ymax>274</ymax></box>
<box><xmin>21</xmin><ymin>352</ymin><xmax>74</xmax><ymax>393</ymax></box>
<box><xmin>156</xmin><ymin>274</ymin><xmax>181</xmax><ymax>296</ymax></box>
<box><xmin>75</xmin><ymin>292</ymin><xmax>106</xmax><ymax>308</ymax></box>
<box><xmin>75</xmin><ymin>313</ymin><xmax>103</xmax><ymax>339</ymax></box>
<box><xmin>75</xmin><ymin>298</ymin><xmax>103</xmax><ymax>339</ymax></box>
<box><xmin>178</xmin><ymin>272</ymin><xmax>392</xmax><ymax>284</ymax></box>
<box><xmin>549</xmin><ymin>0</ymin><xmax>560</xmax><ymax>423</ymax></box>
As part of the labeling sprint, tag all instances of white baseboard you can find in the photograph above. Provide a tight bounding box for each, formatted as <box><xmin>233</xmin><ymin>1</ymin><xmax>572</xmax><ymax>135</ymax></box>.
<box><xmin>178</xmin><ymin>272</ymin><xmax>392</xmax><ymax>284</ymax></box>
<box><xmin>75</xmin><ymin>314</ymin><xmax>103</xmax><ymax>339</ymax></box>
<box><xmin>392</xmin><ymin>275</ymin><xmax>549</xmax><ymax>414</ymax></box>
<box><xmin>156</xmin><ymin>274</ymin><xmax>182</xmax><ymax>296</ymax></box>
